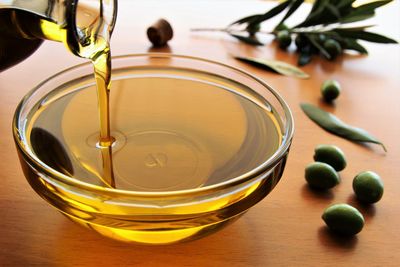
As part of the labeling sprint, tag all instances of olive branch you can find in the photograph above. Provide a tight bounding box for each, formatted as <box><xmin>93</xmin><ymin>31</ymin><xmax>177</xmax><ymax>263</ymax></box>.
<box><xmin>192</xmin><ymin>0</ymin><xmax>398</xmax><ymax>66</ymax></box>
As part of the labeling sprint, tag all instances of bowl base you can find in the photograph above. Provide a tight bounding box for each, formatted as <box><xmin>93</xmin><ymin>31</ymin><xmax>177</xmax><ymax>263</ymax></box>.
<box><xmin>65</xmin><ymin>212</ymin><xmax>242</xmax><ymax>244</ymax></box>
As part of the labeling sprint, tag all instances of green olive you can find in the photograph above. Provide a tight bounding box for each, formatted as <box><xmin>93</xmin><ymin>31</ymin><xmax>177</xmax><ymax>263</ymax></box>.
<box><xmin>313</xmin><ymin>144</ymin><xmax>346</xmax><ymax>171</ymax></box>
<box><xmin>277</xmin><ymin>30</ymin><xmax>292</xmax><ymax>49</ymax></box>
<box><xmin>321</xmin><ymin>79</ymin><xmax>341</xmax><ymax>102</ymax></box>
<box><xmin>275</xmin><ymin>23</ymin><xmax>289</xmax><ymax>32</ymax></box>
<box><xmin>323</xmin><ymin>39</ymin><xmax>342</xmax><ymax>59</ymax></box>
<box><xmin>318</xmin><ymin>34</ymin><xmax>327</xmax><ymax>44</ymax></box>
<box><xmin>353</xmin><ymin>171</ymin><xmax>384</xmax><ymax>204</ymax></box>
<box><xmin>305</xmin><ymin>162</ymin><xmax>340</xmax><ymax>189</ymax></box>
<box><xmin>322</xmin><ymin>203</ymin><xmax>365</xmax><ymax>236</ymax></box>
<box><xmin>295</xmin><ymin>34</ymin><xmax>308</xmax><ymax>49</ymax></box>
<box><xmin>247</xmin><ymin>23</ymin><xmax>261</xmax><ymax>36</ymax></box>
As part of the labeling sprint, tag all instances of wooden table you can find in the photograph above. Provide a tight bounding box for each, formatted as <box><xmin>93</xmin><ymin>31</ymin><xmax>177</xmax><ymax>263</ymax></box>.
<box><xmin>1</xmin><ymin>1</ymin><xmax>399</xmax><ymax>266</ymax></box>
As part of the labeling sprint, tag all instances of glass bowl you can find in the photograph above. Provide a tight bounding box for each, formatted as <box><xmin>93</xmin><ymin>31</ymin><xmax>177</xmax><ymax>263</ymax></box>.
<box><xmin>13</xmin><ymin>54</ymin><xmax>294</xmax><ymax>244</ymax></box>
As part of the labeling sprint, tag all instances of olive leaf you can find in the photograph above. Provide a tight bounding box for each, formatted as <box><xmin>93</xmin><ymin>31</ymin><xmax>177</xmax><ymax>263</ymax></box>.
<box><xmin>229</xmin><ymin>14</ymin><xmax>261</xmax><ymax>26</ymax></box>
<box><xmin>355</xmin><ymin>0</ymin><xmax>393</xmax><ymax>11</ymax></box>
<box><xmin>325</xmin><ymin>4</ymin><xmax>341</xmax><ymax>20</ymax></box>
<box><xmin>333</xmin><ymin>30</ymin><xmax>398</xmax><ymax>44</ymax></box>
<box><xmin>337</xmin><ymin>0</ymin><xmax>356</xmax><ymax>10</ymax></box>
<box><xmin>230</xmin><ymin>34</ymin><xmax>264</xmax><ymax>46</ymax></box>
<box><xmin>250</xmin><ymin>0</ymin><xmax>292</xmax><ymax>26</ymax></box>
<box><xmin>295</xmin><ymin>0</ymin><xmax>330</xmax><ymax>28</ymax></box>
<box><xmin>342</xmin><ymin>38</ymin><xmax>368</xmax><ymax>54</ymax></box>
<box><xmin>337</xmin><ymin>25</ymin><xmax>376</xmax><ymax>31</ymax></box>
<box><xmin>230</xmin><ymin>0</ymin><xmax>291</xmax><ymax>28</ymax></box>
<box><xmin>234</xmin><ymin>55</ymin><xmax>310</xmax><ymax>79</ymax></box>
<box><xmin>300</xmin><ymin>103</ymin><xmax>386</xmax><ymax>151</ymax></box>
<box><xmin>278</xmin><ymin>0</ymin><xmax>304</xmax><ymax>26</ymax></box>
<box><xmin>341</xmin><ymin>0</ymin><xmax>392</xmax><ymax>23</ymax></box>
<box><xmin>340</xmin><ymin>13</ymin><xmax>375</xmax><ymax>24</ymax></box>
<box><xmin>311</xmin><ymin>0</ymin><xmax>330</xmax><ymax>12</ymax></box>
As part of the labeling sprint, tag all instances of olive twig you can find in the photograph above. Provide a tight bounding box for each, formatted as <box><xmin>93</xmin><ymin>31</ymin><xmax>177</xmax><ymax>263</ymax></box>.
<box><xmin>192</xmin><ymin>0</ymin><xmax>398</xmax><ymax>66</ymax></box>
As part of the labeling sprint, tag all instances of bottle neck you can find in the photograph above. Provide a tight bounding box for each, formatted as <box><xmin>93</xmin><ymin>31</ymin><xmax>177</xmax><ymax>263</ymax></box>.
<box><xmin>0</xmin><ymin>0</ymin><xmax>118</xmax><ymax>59</ymax></box>
<box><xmin>0</xmin><ymin>9</ymin><xmax>62</xmax><ymax>42</ymax></box>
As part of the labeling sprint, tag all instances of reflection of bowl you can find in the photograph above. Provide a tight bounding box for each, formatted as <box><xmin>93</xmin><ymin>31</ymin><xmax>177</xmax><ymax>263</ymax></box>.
<box><xmin>13</xmin><ymin>54</ymin><xmax>294</xmax><ymax>244</ymax></box>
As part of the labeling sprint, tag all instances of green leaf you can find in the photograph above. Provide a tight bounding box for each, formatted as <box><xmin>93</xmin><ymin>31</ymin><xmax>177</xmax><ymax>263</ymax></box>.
<box><xmin>342</xmin><ymin>38</ymin><xmax>368</xmax><ymax>54</ymax></box>
<box><xmin>229</xmin><ymin>14</ymin><xmax>261</xmax><ymax>26</ymax></box>
<box><xmin>337</xmin><ymin>25</ymin><xmax>376</xmax><ymax>31</ymax></box>
<box><xmin>229</xmin><ymin>34</ymin><xmax>264</xmax><ymax>46</ymax></box>
<box><xmin>300</xmin><ymin>103</ymin><xmax>386</xmax><ymax>151</ymax></box>
<box><xmin>251</xmin><ymin>0</ymin><xmax>292</xmax><ymax>25</ymax></box>
<box><xmin>233</xmin><ymin>55</ymin><xmax>310</xmax><ymax>79</ymax></box>
<box><xmin>295</xmin><ymin>0</ymin><xmax>391</xmax><ymax>27</ymax></box>
<box><xmin>295</xmin><ymin>0</ymin><xmax>329</xmax><ymax>27</ymax></box>
<box><xmin>337</xmin><ymin>0</ymin><xmax>356</xmax><ymax>10</ymax></box>
<box><xmin>326</xmin><ymin>4</ymin><xmax>341</xmax><ymax>20</ymax></box>
<box><xmin>352</xmin><ymin>0</ymin><xmax>393</xmax><ymax>14</ymax></box>
<box><xmin>340</xmin><ymin>12</ymin><xmax>375</xmax><ymax>23</ymax></box>
<box><xmin>278</xmin><ymin>0</ymin><xmax>304</xmax><ymax>25</ymax></box>
<box><xmin>323</xmin><ymin>31</ymin><xmax>345</xmax><ymax>41</ymax></box>
<box><xmin>337</xmin><ymin>0</ymin><xmax>356</xmax><ymax>19</ymax></box>
<box><xmin>340</xmin><ymin>0</ymin><xmax>392</xmax><ymax>23</ymax></box>
<box><xmin>310</xmin><ymin>0</ymin><xmax>327</xmax><ymax>13</ymax></box>
<box><xmin>334</xmin><ymin>30</ymin><xmax>398</xmax><ymax>44</ymax></box>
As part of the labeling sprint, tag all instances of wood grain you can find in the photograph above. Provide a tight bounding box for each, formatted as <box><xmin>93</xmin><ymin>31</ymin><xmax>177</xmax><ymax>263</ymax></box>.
<box><xmin>1</xmin><ymin>1</ymin><xmax>399</xmax><ymax>266</ymax></box>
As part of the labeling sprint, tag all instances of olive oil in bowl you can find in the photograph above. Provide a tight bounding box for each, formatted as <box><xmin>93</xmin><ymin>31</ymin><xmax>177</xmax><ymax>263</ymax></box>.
<box><xmin>14</xmin><ymin>54</ymin><xmax>293</xmax><ymax>244</ymax></box>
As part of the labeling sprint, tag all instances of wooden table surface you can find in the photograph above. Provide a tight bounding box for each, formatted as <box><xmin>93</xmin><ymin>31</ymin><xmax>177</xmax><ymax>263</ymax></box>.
<box><xmin>1</xmin><ymin>1</ymin><xmax>399</xmax><ymax>266</ymax></box>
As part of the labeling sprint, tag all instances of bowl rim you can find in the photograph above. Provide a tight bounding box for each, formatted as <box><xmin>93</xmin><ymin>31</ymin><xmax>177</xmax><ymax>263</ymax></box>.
<box><xmin>13</xmin><ymin>53</ymin><xmax>294</xmax><ymax>197</ymax></box>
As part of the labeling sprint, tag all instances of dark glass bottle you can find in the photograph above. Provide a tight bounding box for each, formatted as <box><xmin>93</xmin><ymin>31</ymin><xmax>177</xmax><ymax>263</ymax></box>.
<box><xmin>0</xmin><ymin>9</ymin><xmax>44</xmax><ymax>72</ymax></box>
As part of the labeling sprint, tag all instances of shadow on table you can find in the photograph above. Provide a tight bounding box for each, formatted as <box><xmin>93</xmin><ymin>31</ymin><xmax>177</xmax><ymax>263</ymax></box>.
<box><xmin>147</xmin><ymin>44</ymin><xmax>172</xmax><ymax>53</ymax></box>
<box><xmin>52</xmin><ymin>215</ymin><xmax>267</xmax><ymax>266</ymax></box>
<box><xmin>300</xmin><ymin>184</ymin><xmax>335</xmax><ymax>202</ymax></box>
<box><xmin>317</xmin><ymin>226</ymin><xmax>359</xmax><ymax>251</ymax></box>
<box><xmin>346</xmin><ymin>194</ymin><xmax>377</xmax><ymax>220</ymax></box>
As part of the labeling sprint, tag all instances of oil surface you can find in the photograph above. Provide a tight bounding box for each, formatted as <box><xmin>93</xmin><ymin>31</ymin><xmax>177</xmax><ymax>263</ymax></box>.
<box><xmin>26</xmin><ymin>69</ymin><xmax>282</xmax><ymax>191</ymax></box>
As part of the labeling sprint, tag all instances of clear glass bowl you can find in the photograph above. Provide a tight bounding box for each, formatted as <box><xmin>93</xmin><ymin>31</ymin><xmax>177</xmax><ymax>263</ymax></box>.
<box><xmin>13</xmin><ymin>54</ymin><xmax>294</xmax><ymax>244</ymax></box>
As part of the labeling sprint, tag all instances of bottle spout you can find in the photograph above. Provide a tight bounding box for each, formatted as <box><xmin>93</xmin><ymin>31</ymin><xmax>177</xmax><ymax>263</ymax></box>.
<box><xmin>68</xmin><ymin>0</ymin><xmax>118</xmax><ymax>59</ymax></box>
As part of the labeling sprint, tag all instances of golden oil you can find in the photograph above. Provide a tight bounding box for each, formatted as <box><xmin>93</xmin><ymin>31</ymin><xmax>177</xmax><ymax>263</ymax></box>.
<box><xmin>26</xmin><ymin>68</ymin><xmax>282</xmax><ymax>191</ymax></box>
